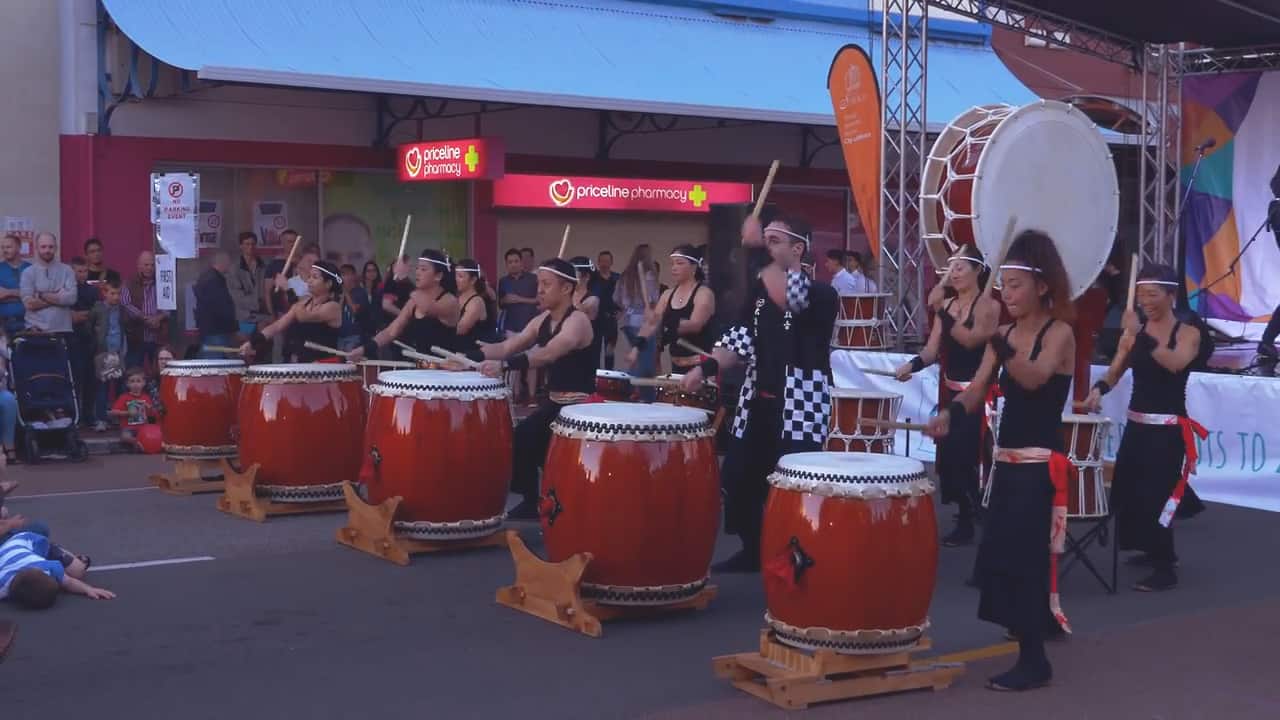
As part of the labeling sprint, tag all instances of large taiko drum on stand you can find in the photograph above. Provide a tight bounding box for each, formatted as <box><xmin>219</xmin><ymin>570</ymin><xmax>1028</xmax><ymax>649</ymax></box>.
<box><xmin>762</xmin><ymin>452</ymin><xmax>937</xmax><ymax>654</ymax></box>
<box><xmin>542</xmin><ymin>403</ymin><xmax>720</xmax><ymax>606</ymax></box>
<box><xmin>362</xmin><ymin>370</ymin><xmax>513</xmax><ymax>540</ymax></box>
<box><xmin>826</xmin><ymin>388</ymin><xmax>901</xmax><ymax>453</ymax></box>
<box><xmin>238</xmin><ymin>363</ymin><xmax>365</xmax><ymax>503</ymax></box>
<box><xmin>1061</xmin><ymin>413</ymin><xmax>1112</xmax><ymax>518</ymax></box>
<box><xmin>595</xmin><ymin>370</ymin><xmax>633</xmax><ymax>402</ymax></box>
<box><xmin>839</xmin><ymin>293</ymin><xmax>891</xmax><ymax>323</ymax></box>
<box><xmin>920</xmin><ymin>100</ymin><xmax>1117</xmax><ymax>298</ymax></box>
<box><xmin>160</xmin><ymin>359</ymin><xmax>245</xmax><ymax>459</ymax></box>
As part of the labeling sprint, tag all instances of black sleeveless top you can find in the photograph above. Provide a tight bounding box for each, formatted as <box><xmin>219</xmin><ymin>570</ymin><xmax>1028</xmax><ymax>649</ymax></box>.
<box><xmin>408</xmin><ymin>290</ymin><xmax>456</xmax><ymax>354</ymax></box>
<box><xmin>454</xmin><ymin>293</ymin><xmax>496</xmax><ymax>355</ymax></box>
<box><xmin>665</xmin><ymin>283</ymin><xmax>714</xmax><ymax>360</ymax></box>
<box><xmin>940</xmin><ymin>295</ymin><xmax>984</xmax><ymax>382</ymax></box>
<box><xmin>1128</xmin><ymin>321</ymin><xmax>1190</xmax><ymax>416</ymax></box>
<box><xmin>292</xmin><ymin>299</ymin><xmax>341</xmax><ymax>363</ymax></box>
<box><xmin>537</xmin><ymin>307</ymin><xmax>596</xmax><ymax>394</ymax></box>
<box><xmin>996</xmin><ymin>319</ymin><xmax>1071</xmax><ymax>451</ymax></box>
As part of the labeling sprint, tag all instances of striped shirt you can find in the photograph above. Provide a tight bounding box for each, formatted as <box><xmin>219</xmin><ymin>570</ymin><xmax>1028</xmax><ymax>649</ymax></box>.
<box><xmin>0</xmin><ymin>531</ymin><xmax>65</xmax><ymax>598</ymax></box>
<box><xmin>122</xmin><ymin>280</ymin><xmax>160</xmax><ymax>343</ymax></box>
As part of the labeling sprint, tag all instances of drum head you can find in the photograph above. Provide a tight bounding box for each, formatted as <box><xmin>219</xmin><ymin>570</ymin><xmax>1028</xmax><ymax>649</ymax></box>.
<box><xmin>559</xmin><ymin>402</ymin><xmax>709</xmax><ymax>429</ymax></box>
<box><xmin>830</xmin><ymin>387</ymin><xmax>902</xmax><ymax>401</ymax></box>
<box><xmin>245</xmin><ymin>363</ymin><xmax>359</xmax><ymax>381</ymax></box>
<box><xmin>770</xmin><ymin>451</ymin><xmax>930</xmax><ymax>497</ymax></box>
<box><xmin>596</xmin><ymin>370</ymin><xmax>630</xmax><ymax>380</ymax></box>
<box><xmin>165</xmin><ymin>359</ymin><xmax>246</xmax><ymax>369</ymax></box>
<box><xmin>972</xmin><ymin>100</ymin><xmax>1117</xmax><ymax>300</ymax></box>
<box><xmin>1062</xmin><ymin>413</ymin><xmax>1111</xmax><ymax>424</ymax></box>
<box><xmin>377</xmin><ymin>369</ymin><xmax>502</xmax><ymax>390</ymax></box>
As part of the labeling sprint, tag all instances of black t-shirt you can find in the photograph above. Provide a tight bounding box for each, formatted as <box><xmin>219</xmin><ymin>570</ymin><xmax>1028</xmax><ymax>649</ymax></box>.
<box><xmin>589</xmin><ymin>271</ymin><xmax>621</xmax><ymax>319</ymax></box>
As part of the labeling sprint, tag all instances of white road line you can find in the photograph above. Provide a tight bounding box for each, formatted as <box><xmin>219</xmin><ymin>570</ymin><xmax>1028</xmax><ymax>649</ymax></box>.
<box><xmin>8</xmin><ymin>486</ymin><xmax>156</xmax><ymax>500</ymax></box>
<box><xmin>92</xmin><ymin>556</ymin><xmax>215</xmax><ymax>572</ymax></box>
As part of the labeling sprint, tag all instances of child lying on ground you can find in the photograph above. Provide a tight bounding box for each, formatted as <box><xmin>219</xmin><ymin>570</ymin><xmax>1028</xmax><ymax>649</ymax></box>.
<box><xmin>0</xmin><ymin>529</ymin><xmax>113</xmax><ymax>608</ymax></box>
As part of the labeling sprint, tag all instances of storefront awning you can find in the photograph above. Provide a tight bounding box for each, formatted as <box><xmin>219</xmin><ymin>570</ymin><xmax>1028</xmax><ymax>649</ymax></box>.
<box><xmin>102</xmin><ymin>0</ymin><xmax>1033</xmax><ymax>128</ymax></box>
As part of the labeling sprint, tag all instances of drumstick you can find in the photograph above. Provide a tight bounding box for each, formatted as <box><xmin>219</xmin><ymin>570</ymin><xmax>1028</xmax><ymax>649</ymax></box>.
<box><xmin>393</xmin><ymin>339</ymin><xmax>416</xmax><ymax>354</ymax></box>
<box><xmin>676</xmin><ymin>338</ymin><xmax>712</xmax><ymax>357</ymax></box>
<box><xmin>400</xmin><ymin>347</ymin><xmax>450</xmax><ymax>364</ymax></box>
<box><xmin>857</xmin><ymin>367</ymin><xmax>898</xmax><ymax>378</ymax></box>
<box><xmin>430</xmin><ymin>345</ymin><xmax>481</xmax><ymax>369</ymax></box>
<box><xmin>981</xmin><ymin>215</ymin><xmax>1018</xmax><ymax>295</ymax></box>
<box><xmin>202</xmin><ymin>345</ymin><xmax>240</xmax><ymax>354</ymax></box>
<box><xmin>283</xmin><ymin>234</ymin><xmax>302</xmax><ymax>274</ymax></box>
<box><xmin>357</xmin><ymin>360</ymin><xmax>416</xmax><ymax>368</ymax></box>
<box><xmin>629</xmin><ymin>377</ymin><xmax>684</xmax><ymax>388</ymax></box>
<box><xmin>861</xmin><ymin>418</ymin><xmax>928</xmax><ymax>432</ymax></box>
<box><xmin>558</xmin><ymin>224</ymin><xmax>571</xmax><ymax>259</ymax></box>
<box><xmin>303</xmin><ymin>340</ymin><xmax>351</xmax><ymax>358</ymax></box>
<box><xmin>752</xmin><ymin>160</ymin><xmax>781</xmax><ymax>219</ymax></box>
<box><xmin>1125</xmin><ymin>252</ymin><xmax>1139</xmax><ymax>309</ymax></box>
<box><xmin>637</xmin><ymin>262</ymin><xmax>653</xmax><ymax>308</ymax></box>
<box><xmin>397</xmin><ymin>215</ymin><xmax>412</xmax><ymax>263</ymax></box>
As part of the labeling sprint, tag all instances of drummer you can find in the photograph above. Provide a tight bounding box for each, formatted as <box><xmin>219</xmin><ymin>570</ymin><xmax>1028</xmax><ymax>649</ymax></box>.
<box><xmin>625</xmin><ymin>245</ymin><xmax>716</xmax><ymax>377</ymax></box>
<box><xmin>925</xmin><ymin>230</ymin><xmax>1074</xmax><ymax>692</ymax></box>
<box><xmin>468</xmin><ymin>258</ymin><xmax>596</xmax><ymax>520</ymax></box>
<box><xmin>1084</xmin><ymin>263</ymin><xmax>1204</xmax><ymax>592</ymax></box>
<box><xmin>241</xmin><ymin>260</ymin><xmax>344</xmax><ymax>363</ymax></box>
<box><xmin>896</xmin><ymin>244</ymin><xmax>999</xmax><ymax>547</ymax></box>
<box><xmin>679</xmin><ymin>214</ymin><xmax>839</xmax><ymax>573</ymax></box>
<box><xmin>453</xmin><ymin>258</ymin><xmax>499</xmax><ymax>356</ymax></box>
<box><xmin>569</xmin><ymin>257</ymin><xmax>602</xmax><ymax>365</ymax></box>
<box><xmin>349</xmin><ymin>249</ymin><xmax>459</xmax><ymax>361</ymax></box>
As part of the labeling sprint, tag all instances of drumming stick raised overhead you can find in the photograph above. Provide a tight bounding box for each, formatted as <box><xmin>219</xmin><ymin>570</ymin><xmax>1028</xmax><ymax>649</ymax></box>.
<box><xmin>303</xmin><ymin>341</ymin><xmax>351</xmax><ymax>358</ymax></box>
<box><xmin>283</xmin><ymin>234</ymin><xmax>302</xmax><ymax>274</ymax></box>
<box><xmin>676</xmin><ymin>338</ymin><xmax>712</xmax><ymax>357</ymax></box>
<box><xmin>558</xmin><ymin>224</ymin><xmax>572</xmax><ymax>259</ymax></box>
<box><xmin>981</xmin><ymin>215</ymin><xmax>1019</xmax><ymax>295</ymax></box>
<box><xmin>1125</xmin><ymin>252</ymin><xmax>1139</xmax><ymax>309</ymax></box>
<box><xmin>429</xmin><ymin>346</ymin><xmax>480</xmax><ymax>369</ymax></box>
<box><xmin>752</xmin><ymin>160</ymin><xmax>781</xmax><ymax>219</ymax></box>
<box><xmin>397</xmin><ymin>215</ymin><xmax>412</xmax><ymax>262</ymax></box>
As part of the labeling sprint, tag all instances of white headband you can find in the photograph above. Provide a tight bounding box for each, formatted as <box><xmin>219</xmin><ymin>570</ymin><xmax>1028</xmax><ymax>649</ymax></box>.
<box><xmin>457</xmin><ymin>265</ymin><xmax>482</xmax><ymax>276</ymax></box>
<box><xmin>419</xmin><ymin>256</ymin><xmax>451</xmax><ymax>271</ymax></box>
<box><xmin>571</xmin><ymin>261</ymin><xmax>595</xmax><ymax>272</ymax></box>
<box><xmin>771</xmin><ymin>227</ymin><xmax>810</xmax><ymax>246</ymax></box>
<box><xmin>670</xmin><ymin>252</ymin><xmax>702</xmax><ymax>266</ymax></box>
<box><xmin>948</xmin><ymin>254</ymin><xmax>987</xmax><ymax>268</ymax></box>
<box><xmin>314</xmin><ymin>264</ymin><xmax>342</xmax><ymax>284</ymax></box>
<box><xmin>538</xmin><ymin>265</ymin><xmax>578</xmax><ymax>283</ymax></box>
<box><xmin>1136</xmin><ymin>280</ymin><xmax>1179</xmax><ymax>286</ymax></box>
<box><xmin>999</xmin><ymin>264</ymin><xmax>1042</xmax><ymax>274</ymax></box>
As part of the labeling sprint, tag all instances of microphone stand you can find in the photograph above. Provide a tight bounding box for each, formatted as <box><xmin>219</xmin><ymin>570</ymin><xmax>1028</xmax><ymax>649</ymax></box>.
<box><xmin>1174</xmin><ymin>145</ymin><xmax>1210</xmax><ymax>310</ymax></box>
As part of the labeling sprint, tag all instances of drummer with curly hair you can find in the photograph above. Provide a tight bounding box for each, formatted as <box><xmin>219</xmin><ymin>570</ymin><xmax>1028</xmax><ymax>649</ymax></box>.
<box><xmin>468</xmin><ymin>258</ymin><xmax>597</xmax><ymax>520</ymax></box>
<box><xmin>926</xmin><ymin>229</ymin><xmax>1075</xmax><ymax>692</ymax></box>
<box><xmin>679</xmin><ymin>213</ymin><xmax>839</xmax><ymax>573</ymax></box>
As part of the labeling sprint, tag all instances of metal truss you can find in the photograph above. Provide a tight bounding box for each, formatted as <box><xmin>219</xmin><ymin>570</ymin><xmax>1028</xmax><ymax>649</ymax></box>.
<box><xmin>879</xmin><ymin>0</ymin><xmax>929</xmax><ymax>349</ymax></box>
<box><xmin>800</xmin><ymin>126</ymin><xmax>840</xmax><ymax>168</ymax></box>
<box><xmin>97</xmin><ymin>2</ymin><xmax>206</xmax><ymax>136</ymax></box>
<box><xmin>1137</xmin><ymin>44</ymin><xmax>1183</xmax><ymax>269</ymax></box>
<box><xmin>924</xmin><ymin>0</ymin><xmax>1139</xmax><ymax>67</ymax></box>
<box><xmin>372</xmin><ymin>96</ymin><xmax>525</xmax><ymax>147</ymax></box>
<box><xmin>1181</xmin><ymin>45</ymin><xmax>1280</xmax><ymax>75</ymax></box>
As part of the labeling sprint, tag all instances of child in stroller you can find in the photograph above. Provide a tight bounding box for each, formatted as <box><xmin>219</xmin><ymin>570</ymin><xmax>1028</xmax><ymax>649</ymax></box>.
<box><xmin>10</xmin><ymin>334</ymin><xmax>88</xmax><ymax>463</ymax></box>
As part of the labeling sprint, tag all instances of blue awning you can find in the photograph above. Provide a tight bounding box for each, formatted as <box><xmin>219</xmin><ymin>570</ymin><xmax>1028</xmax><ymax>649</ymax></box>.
<box><xmin>102</xmin><ymin>0</ymin><xmax>1034</xmax><ymax>128</ymax></box>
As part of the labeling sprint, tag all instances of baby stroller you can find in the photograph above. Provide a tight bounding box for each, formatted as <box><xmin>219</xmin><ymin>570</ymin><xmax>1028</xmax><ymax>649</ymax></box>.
<box><xmin>11</xmin><ymin>334</ymin><xmax>88</xmax><ymax>463</ymax></box>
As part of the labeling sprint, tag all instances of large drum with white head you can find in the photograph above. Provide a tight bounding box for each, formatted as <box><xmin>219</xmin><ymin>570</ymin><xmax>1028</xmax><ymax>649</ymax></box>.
<box><xmin>238</xmin><ymin>363</ymin><xmax>365</xmax><ymax>502</ymax></box>
<box><xmin>921</xmin><ymin>100</ymin><xmax>1117</xmax><ymax>299</ymax></box>
<box><xmin>762</xmin><ymin>452</ymin><xmax>936</xmax><ymax>654</ymax></box>
<box><xmin>361</xmin><ymin>370</ymin><xmax>512</xmax><ymax>539</ymax></box>
<box><xmin>542</xmin><ymin>403</ymin><xmax>720</xmax><ymax>606</ymax></box>
<box><xmin>160</xmin><ymin>359</ymin><xmax>245</xmax><ymax>459</ymax></box>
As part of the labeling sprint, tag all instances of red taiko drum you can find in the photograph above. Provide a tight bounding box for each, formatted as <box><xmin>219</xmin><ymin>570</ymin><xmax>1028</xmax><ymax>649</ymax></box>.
<box><xmin>160</xmin><ymin>359</ymin><xmax>245</xmax><ymax>459</ymax></box>
<box><xmin>832</xmin><ymin>320</ymin><xmax>886</xmax><ymax>350</ymax></box>
<box><xmin>826</xmin><ymin>388</ymin><xmax>901</xmax><ymax>453</ymax></box>
<box><xmin>838</xmin><ymin>293</ymin><xmax>890</xmax><ymax>322</ymax></box>
<box><xmin>762</xmin><ymin>452</ymin><xmax>937</xmax><ymax>654</ymax></box>
<box><xmin>362</xmin><ymin>370</ymin><xmax>513</xmax><ymax>540</ymax></box>
<box><xmin>542</xmin><ymin>403</ymin><xmax>720</xmax><ymax>605</ymax></box>
<box><xmin>238</xmin><ymin>363</ymin><xmax>365</xmax><ymax>503</ymax></box>
<box><xmin>1061</xmin><ymin>413</ymin><xmax>1111</xmax><ymax>518</ymax></box>
<box><xmin>595</xmin><ymin>370</ymin><xmax>633</xmax><ymax>402</ymax></box>
<box><xmin>654</xmin><ymin>373</ymin><xmax>719</xmax><ymax>413</ymax></box>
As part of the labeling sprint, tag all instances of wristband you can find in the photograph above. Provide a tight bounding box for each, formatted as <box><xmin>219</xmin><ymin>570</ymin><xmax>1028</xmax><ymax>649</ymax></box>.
<box><xmin>948</xmin><ymin>400</ymin><xmax>967</xmax><ymax>419</ymax></box>
<box><xmin>465</xmin><ymin>349</ymin><xmax>486</xmax><ymax>363</ymax></box>
<box><xmin>1092</xmin><ymin>380</ymin><xmax>1111</xmax><ymax>396</ymax></box>
<box><xmin>699</xmin><ymin>357</ymin><xmax>719</xmax><ymax>377</ymax></box>
<box><xmin>506</xmin><ymin>354</ymin><xmax>530</xmax><ymax>371</ymax></box>
<box><xmin>909</xmin><ymin>356</ymin><xmax>926</xmax><ymax>373</ymax></box>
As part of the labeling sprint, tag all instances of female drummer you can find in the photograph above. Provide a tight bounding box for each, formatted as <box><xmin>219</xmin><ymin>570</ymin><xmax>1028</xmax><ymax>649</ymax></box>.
<box><xmin>570</xmin><ymin>257</ymin><xmax>602</xmax><ymax>365</ymax></box>
<box><xmin>453</xmin><ymin>258</ymin><xmax>498</xmax><ymax>355</ymax></box>
<box><xmin>349</xmin><ymin>249</ymin><xmax>459</xmax><ymax>360</ymax></box>
<box><xmin>1084</xmin><ymin>263</ymin><xmax>1204</xmax><ymax>592</ymax></box>
<box><xmin>897</xmin><ymin>244</ymin><xmax>998</xmax><ymax>546</ymax></box>
<box><xmin>626</xmin><ymin>245</ymin><xmax>716</xmax><ymax>373</ymax></box>
<box><xmin>926</xmin><ymin>230</ymin><xmax>1075</xmax><ymax>692</ymax></box>
<box><xmin>241</xmin><ymin>260</ymin><xmax>344</xmax><ymax>363</ymax></box>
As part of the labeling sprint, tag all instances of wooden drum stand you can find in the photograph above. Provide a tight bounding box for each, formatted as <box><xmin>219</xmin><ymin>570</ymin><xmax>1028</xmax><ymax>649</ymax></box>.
<box><xmin>336</xmin><ymin>483</ymin><xmax>508</xmax><ymax>566</ymax></box>
<box><xmin>216</xmin><ymin>461</ymin><xmax>346</xmax><ymax>522</ymax></box>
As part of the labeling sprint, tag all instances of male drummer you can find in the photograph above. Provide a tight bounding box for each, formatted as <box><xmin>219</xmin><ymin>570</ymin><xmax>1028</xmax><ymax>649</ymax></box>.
<box><xmin>681</xmin><ymin>213</ymin><xmax>840</xmax><ymax>572</ymax></box>
<box><xmin>470</xmin><ymin>258</ymin><xmax>597</xmax><ymax>520</ymax></box>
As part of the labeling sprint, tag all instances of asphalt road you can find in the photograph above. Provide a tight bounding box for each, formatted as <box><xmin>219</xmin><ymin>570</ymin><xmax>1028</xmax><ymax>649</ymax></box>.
<box><xmin>1</xmin><ymin>454</ymin><xmax>1276</xmax><ymax>718</ymax></box>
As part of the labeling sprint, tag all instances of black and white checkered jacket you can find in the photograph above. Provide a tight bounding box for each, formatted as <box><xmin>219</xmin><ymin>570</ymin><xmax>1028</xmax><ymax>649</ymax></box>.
<box><xmin>716</xmin><ymin>270</ymin><xmax>839</xmax><ymax>445</ymax></box>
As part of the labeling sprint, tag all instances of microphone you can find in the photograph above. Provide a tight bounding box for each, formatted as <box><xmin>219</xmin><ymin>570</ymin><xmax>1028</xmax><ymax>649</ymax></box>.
<box><xmin>1196</xmin><ymin>138</ymin><xmax>1217</xmax><ymax>152</ymax></box>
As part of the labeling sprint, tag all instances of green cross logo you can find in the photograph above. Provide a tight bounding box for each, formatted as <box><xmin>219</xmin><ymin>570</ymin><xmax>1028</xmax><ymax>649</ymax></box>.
<box><xmin>689</xmin><ymin>184</ymin><xmax>708</xmax><ymax>207</ymax></box>
<box><xmin>465</xmin><ymin>145</ymin><xmax>480</xmax><ymax>173</ymax></box>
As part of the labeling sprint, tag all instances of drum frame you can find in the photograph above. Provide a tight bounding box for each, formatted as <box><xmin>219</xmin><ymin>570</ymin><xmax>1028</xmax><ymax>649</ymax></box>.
<box><xmin>826</xmin><ymin>389</ymin><xmax>901</xmax><ymax>453</ymax></box>
<box><xmin>832</xmin><ymin>319</ymin><xmax>887</xmax><ymax>350</ymax></box>
<box><xmin>1061</xmin><ymin>415</ymin><xmax>1111</xmax><ymax>519</ymax></box>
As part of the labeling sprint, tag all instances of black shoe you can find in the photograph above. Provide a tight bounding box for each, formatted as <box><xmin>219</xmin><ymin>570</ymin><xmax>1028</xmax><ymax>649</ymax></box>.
<box><xmin>986</xmin><ymin>662</ymin><xmax>1052</xmax><ymax>691</ymax></box>
<box><xmin>1134</xmin><ymin>568</ymin><xmax>1178</xmax><ymax>592</ymax></box>
<box><xmin>941</xmin><ymin>523</ymin><xmax>975</xmax><ymax>547</ymax></box>
<box><xmin>711</xmin><ymin>549</ymin><xmax>760</xmax><ymax>573</ymax></box>
<box><xmin>505</xmin><ymin>498</ymin><xmax>540</xmax><ymax>521</ymax></box>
